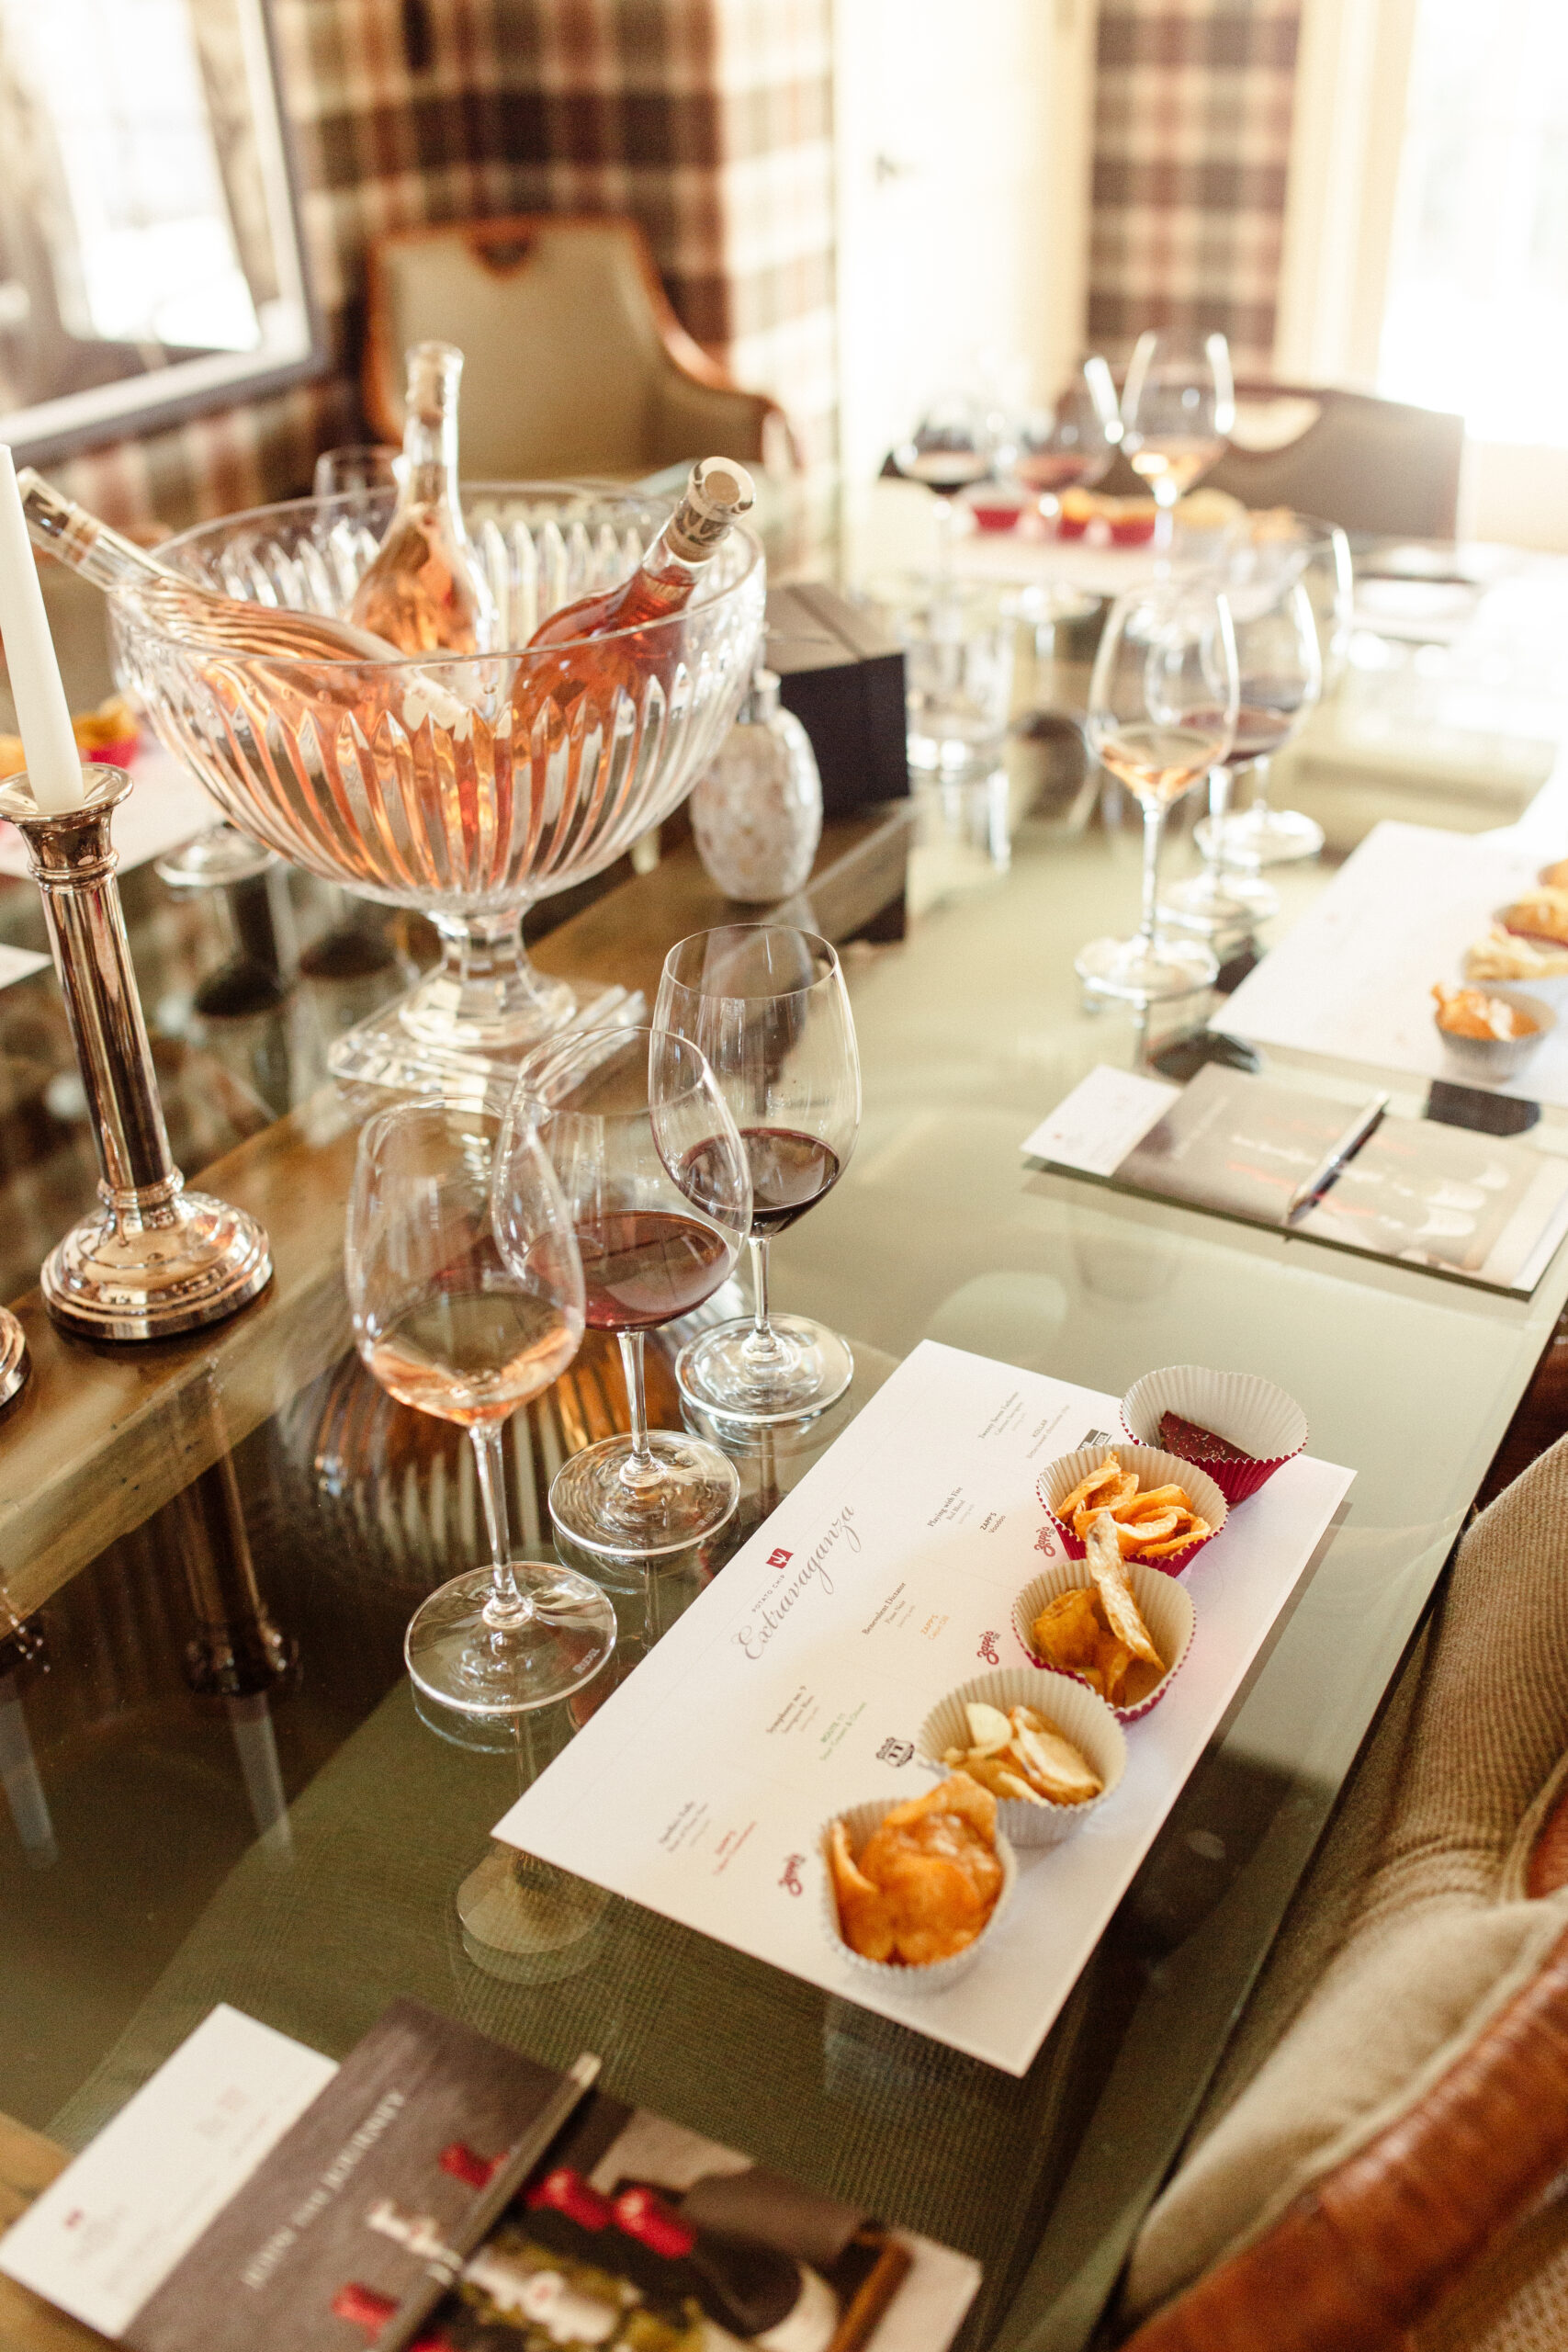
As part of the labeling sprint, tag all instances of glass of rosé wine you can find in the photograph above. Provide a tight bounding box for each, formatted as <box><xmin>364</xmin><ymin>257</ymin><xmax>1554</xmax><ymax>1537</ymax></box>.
<box><xmin>346</xmin><ymin>1100</ymin><xmax>617</xmax><ymax>1720</ymax></box>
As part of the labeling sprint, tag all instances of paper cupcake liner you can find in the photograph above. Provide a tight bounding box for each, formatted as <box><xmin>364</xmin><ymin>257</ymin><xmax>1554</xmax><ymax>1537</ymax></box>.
<box><xmin>1036</xmin><ymin>1443</ymin><xmax>1227</xmax><ymax>1576</ymax></box>
<box><xmin>1120</xmin><ymin>1365</ymin><xmax>1307</xmax><ymax>1506</ymax></box>
<box><xmin>1011</xmin><ymin>1558</ymin><xmax>1195</xmax><ymax>1723</ymax></box>
<box><xmin>819</xmin><ymin>1795</ymin><xmax>1018</xmax><ymax>1993</ymax></box>
<box><xmin>915</xmin><ymin>1668</ymin><xmax>1125</xmax><ymax>1847</ymax></box>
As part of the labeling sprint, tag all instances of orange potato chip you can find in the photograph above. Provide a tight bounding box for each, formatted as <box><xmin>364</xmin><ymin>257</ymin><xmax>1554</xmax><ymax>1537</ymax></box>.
<box><xmin>1056</xmin><ymin>1454</ymin><xmax>1124</xmax><ymax>1519</ymax></box>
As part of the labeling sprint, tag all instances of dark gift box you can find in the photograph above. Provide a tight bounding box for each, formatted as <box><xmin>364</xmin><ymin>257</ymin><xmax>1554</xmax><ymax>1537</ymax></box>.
<box><xmin>764</xmin><ymin>582</ymin><xmax>908</xmax><ymax>819</ymax></box>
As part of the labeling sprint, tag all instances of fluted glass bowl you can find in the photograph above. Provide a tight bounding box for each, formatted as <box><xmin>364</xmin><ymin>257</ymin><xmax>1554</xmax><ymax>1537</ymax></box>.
<box><xmin>109</xmin><ymin>483</ymin><xmax>766</xmax><ymax>1088</ymax></box>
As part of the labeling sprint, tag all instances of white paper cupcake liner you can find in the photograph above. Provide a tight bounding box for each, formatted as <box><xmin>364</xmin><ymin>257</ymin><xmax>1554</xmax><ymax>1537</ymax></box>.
<box><xmin>1119</xmin><ymin>1365</ymin><xmax>1307</xmax><ymax>1506</ymax></box>
<box><xmin>1037</xmin><ymin>1444</ymin><xmax>1227</xmax><ymax>1576</ymax></box>
<box><xmin>818</xmin><ymin>1795</ymin><xmax>1018</xmax><ymax>1993</ymax></box>
<box><xmin>915</xmin><ymin>1668</ymin><xmax>1126</xmax><ymax>1847</ymax></box>
<box><xmin>1011</xmin><ymin>1559</ymin><xmax>1195</xmax><ymax>1723</ymax></box>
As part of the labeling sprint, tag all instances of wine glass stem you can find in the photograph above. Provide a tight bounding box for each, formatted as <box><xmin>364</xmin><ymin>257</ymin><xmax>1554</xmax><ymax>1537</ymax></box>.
<box><xmin>470</xmin><ymin>1421</ymin><xmax>531</xmax><ymax>1630</ymax></box>
<box><xmin>742</xmin><ymin>1235</ymin><xmax>786</xmax><ymax>1368</ymax></box>
<box><xmin>1138</xmin><ymin>799</ymin><xmax>1167</xmax><ymax>949</ymax></box>
<box><xmin>1205</xmin><ymin>765</ymin><xmax>1233</xmax><ymax>875</ymax></box>
<box><xmin>616</xmin><ymin>1331</ymin><xmax>661</xmax><ymax>1491</ymax></box>
<box><xmin>1250</xmin><ymin>755</ymin><xmax>1272</xmax><ymax>817</ymax></box>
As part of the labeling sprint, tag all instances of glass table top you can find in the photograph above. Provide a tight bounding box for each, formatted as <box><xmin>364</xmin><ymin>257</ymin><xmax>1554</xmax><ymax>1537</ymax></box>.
<box><xmin>2</xmin><ymin>529</ymin><xmax>1567</xmax><ymax>2352</ymax></box>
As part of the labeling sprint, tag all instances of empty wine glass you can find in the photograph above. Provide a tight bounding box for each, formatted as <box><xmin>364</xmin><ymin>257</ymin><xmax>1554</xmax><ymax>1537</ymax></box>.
<box><xmin>1120</xmin><ymin>329</ymin><xmax>1235</xmax><ymax>549</ymax></box>
<box><xmin>656</xmin><ymin>926</ymin><xmax>861</xmax><ymax>1425</ymax></box>
<box><xmin>504</xmin><ymin>1026</ymin><xmax>752</xmax><ymax>1557</ymax></box>
<box><xmin>346</xmin><ymin>1100</ymin><xmax>617</xmax><ymax>1718</ymax></box>
<box><xmin>1012</xmin><ymin>357</ymin><xmax>1122</xmax><ymax>510</ymax></box>
<box><xmin>1076</xmin><ymin>580</ymin><xmax>1239</xmax><ymax>1002</ymax></box>
<box><xmin>1191</xmin><ymin>570</ymin><xmax>1326</xmax><ymax>873</ymax></box>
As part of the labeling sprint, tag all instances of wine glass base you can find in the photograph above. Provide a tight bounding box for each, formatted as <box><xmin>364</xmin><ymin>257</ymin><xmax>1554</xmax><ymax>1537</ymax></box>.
<box><xmin>1074</xmin><ymin>933</ymin><xmax>1218</xmax><ymax>1004</ymax></box>
<box><xmin>327</xmin><ymin>978</ymin><xmax>647</xmax><ymax>1093</ymax></box>
<box><xmin>1197</xmin><ymin>807</ymin><xmax>1325</xmax><ymax>868</ymax></box>
<box><xmin>404</xmin><ymin>1560</ymin><xmax>617</xmax><ymax>1718</ymax></box>
<box><xmin>1160</xmin><ymin>867</ymin><xmax>1279</xmax><ymax>933</ymax></box>
<box><xmin>675</xmin><ymin>1314</ymin><xmax>854</xmax><ymax>1426</ymax></box>
<box><xmin>549</xmin><ymin>1430</ymin><xmax>739</xmax><ymax>1559</ymax></box>
<box><xmin>154</xmin><ymin>826</ymin><xmax>279</xmax><ymax>891</ymax></box>
<box><xmin>457</xmin><ymin>1848</ymin><xmax>608</xmax><ymax>1984</ymax></box>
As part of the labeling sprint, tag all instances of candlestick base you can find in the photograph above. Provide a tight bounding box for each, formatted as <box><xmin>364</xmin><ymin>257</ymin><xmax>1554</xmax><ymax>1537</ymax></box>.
<box><xmin>42</xmin><ymin>1185</ymin><xmax>272</xmax><ymax>1341</ymax></box>
<box><xmin>0</xmin><ymin>1307</ymin><xmax>27</xmax><ymax>1407</ymax></box>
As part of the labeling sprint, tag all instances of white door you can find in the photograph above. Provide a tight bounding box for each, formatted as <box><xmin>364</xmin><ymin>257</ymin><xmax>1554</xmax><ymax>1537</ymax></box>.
<box><xmin>832</xmin><ymin>0</ymin><xmax>1094</xmax><ymax>481</ymax></box>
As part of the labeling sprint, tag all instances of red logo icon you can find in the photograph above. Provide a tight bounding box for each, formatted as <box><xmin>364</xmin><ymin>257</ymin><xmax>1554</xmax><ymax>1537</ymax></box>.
<box><xmin>767</xmin><ymin>1547</ymin><xmax>793</xmax><ymax>1568</ymax></box>
<box><xmin>780</xmin><ymin>1853</ymin><xmax>805</xmax><ymax>1894</ymax></box>
<box><xmin>976</xmin><ymin>1629</ymin><xmax>1000</xmax><ymax>1665</ymax></box>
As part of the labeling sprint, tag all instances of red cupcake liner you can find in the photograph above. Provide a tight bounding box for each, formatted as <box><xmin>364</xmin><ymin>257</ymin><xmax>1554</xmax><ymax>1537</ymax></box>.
<box><xmin>1120</xmin><ymin>1366</ymin><xmax>1307</xmax><ymax>1507</ymax></box>
<box><xmin>1035</xmin><ymin>1443</ymin><xmax>1227</xmax><ymax>1577</ymax></box>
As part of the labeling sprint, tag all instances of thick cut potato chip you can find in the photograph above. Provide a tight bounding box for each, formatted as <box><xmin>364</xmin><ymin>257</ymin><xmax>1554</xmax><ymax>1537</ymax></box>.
<box><xmin>1084</xmin><ymin>1513</ymin><xmax>1166</xmax><ymax>1668</ymax></box>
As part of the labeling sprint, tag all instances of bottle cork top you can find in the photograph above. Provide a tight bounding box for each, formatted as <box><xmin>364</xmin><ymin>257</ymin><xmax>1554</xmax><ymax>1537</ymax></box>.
<box><xmin>665</xmin><ymin>457</ymin><xmax>757</xmax><ymax>561</ymax></box>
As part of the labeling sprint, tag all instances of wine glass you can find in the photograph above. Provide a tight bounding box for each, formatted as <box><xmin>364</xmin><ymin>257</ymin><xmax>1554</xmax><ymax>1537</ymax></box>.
<box><xmin>1012</xmin><ymin>357</ymin><xmax>1122</xmax><ymax>511</ymax></box>
<box><xmin>656</xmin><ymin>926</ymin><xmax>861</xmax><ymax>1425</ymax></box>
<box><xmin>345</xmin><ymin>1100</ymin><xmax>617</xmax><ymax>1718</ymax></box>
<box><xmin>893</xmin><ymin>391</ymin><xmax>991</xmax><ymax>491</ymax></box>
<box><xmin>1076</xmin><ymin>580</ymin><xmax>1239</xmax><ymax>1002</ymax></box>
<box><xmin>312</xmin><ymin>444</ymin><xmax>401</xmax><ymax>503</ymax></box>
<box><xmin>503</xmin><ymin>1026</ymin><xmax>753</xmax><ymax>1557</ymax></box>
<box><xmin>1120</xmin><ymin>329</ymin><xmax>1235</xmax><ymax>548</ymax></box>
<box><xmin>1190</xmin><ymin>570</ymin><xmax>1327</xmax><ymax>874</ymax></box>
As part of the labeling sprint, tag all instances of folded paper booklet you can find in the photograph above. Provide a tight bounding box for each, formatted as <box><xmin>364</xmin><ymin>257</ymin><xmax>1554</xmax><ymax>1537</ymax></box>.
<box><xmin>492</xmin><ymin>1341</ymin><xmax>1353</xmax><ymax>2075</ymax></box>
<box><xmin>1023</xmin><ymin>1064</ymin><xmax>1568</xmax><ymax>1295</ymax></box>
<box><xmin>0</xmin><ymin>1998</ymin><xmax>979</xmax><ymax>2352</ymax></box>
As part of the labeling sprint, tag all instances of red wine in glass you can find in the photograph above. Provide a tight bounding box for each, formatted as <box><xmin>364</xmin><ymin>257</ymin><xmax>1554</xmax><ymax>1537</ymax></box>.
<box><xmin>683</xmin><ymin>1128</ymin><xmax>841</xmax><ymax>1240</ymax></box>
<box><xmin>576</xmin><ymin>1211</ymin><xmax>732</xmax><ymax>1330</ymax></box>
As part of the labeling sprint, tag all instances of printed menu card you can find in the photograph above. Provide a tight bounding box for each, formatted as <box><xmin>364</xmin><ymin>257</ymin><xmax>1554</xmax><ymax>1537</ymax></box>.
<box><xmin>495</xmin><ymin>1342</ymin><xmax>1354</xmax><ymax>2075</ymax></box>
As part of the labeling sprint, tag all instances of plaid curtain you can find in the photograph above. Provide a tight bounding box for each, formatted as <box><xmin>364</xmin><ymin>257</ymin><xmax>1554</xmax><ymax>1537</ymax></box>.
<box><xmin>1088</xmin><ymin>0</ymin><xmax>1301</xmax><ymax>379</ymax></box>
<box><xmin>51</xmin><ymin>0</ymin><xmax>835</xmax><ymax>530</ymax></box>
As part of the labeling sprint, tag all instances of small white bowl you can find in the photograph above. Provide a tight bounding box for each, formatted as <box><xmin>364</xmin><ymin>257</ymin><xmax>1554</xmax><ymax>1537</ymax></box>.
<box><xmin>1038</xmin><ymin>1443</ymin><xmax>1227</xmax><ymax>1575</ymax></box>
<box><xmin>1432</xmin><ymin>983</ymin><xmax>1553</xmax><ymax>1085</ymax></box>
<box><xmin>819</xmin><ymin>1795</ymin><xmax>1017</xmax><ymax>1994</ymax></box>
<box><xmin>1012</xmin><ymin>1558</ymin><xmax>1195</xmax><ymax>1722</ymax></box>
<box><xmin>1120</xmin><ymin>1366</ymin><xmax>1306</xmax><ymax>1506</ymax></box>
<box><xmin>916</xmin><ymin>1668</ymin><xmax>1126</xmax><ymax>1846</ymax></box>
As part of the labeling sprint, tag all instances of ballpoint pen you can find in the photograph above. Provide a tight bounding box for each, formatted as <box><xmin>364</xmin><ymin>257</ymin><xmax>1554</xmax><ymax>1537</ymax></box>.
<box><xmin>373</xmin><ymin>2052</ymin><xmax>602</xmax><ymax>2352</ymax></box>
<box><xmin>1282</xmin><ymin>1091</ymin><xmax>1391</xmax><ymax>1226</ymax></box>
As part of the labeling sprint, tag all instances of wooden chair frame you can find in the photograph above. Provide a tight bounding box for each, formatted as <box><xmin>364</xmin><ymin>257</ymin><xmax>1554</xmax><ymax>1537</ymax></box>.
<box><xmin>362</xmin><ymin>212</ymin><xmax>798</xmax><ymax>470</ymax></box>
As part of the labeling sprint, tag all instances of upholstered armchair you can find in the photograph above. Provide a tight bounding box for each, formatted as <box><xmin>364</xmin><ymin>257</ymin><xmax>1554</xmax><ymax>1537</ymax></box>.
<box><xmin>363</xmin><ymin>213</ymin><xmax>796</xmax><ymax>481</ymax></box>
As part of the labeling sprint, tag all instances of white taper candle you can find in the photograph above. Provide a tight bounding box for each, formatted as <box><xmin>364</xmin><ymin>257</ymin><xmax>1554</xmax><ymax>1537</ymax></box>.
<box><xmin>0</xmin><ymin>446</ymin><xmax>85</xmax><ymax>813</ymax></box>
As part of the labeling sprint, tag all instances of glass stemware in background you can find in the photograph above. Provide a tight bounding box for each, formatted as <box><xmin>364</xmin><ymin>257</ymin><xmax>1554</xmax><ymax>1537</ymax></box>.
<box><xmin>1012</xmin><ymin>357</ymin><xmax>1122</xmax><ymax>511</ymax></box>
<box><xmin>655</xmin><ymin>927</ymin><xmax>861</xmax><ymax>1425</ymax></box>
<box><xmin>1196</xmin><ymin>553</ymin><xmax>1334</xmax><ymax>871</ymax></box>
<box><xmin>1076</xmin><ymin>580</ymin><xmax>1239</xmax><ymax>1002</ymax></box>
<box><xmin>892</xmin><ymin>390</ymin><xmax>991</xmax><ymax>492</ymax></box>
<box><xmin>1120</xmin><ymin>329</ymin><xmax>1235</xmax><ymax>548</ymax></box>
<box><xmin>1164</xmin><ymin>574</ymin><xmax>1323</xmax><ymax>931</ymax></box>
<box><xmin>345</xmin><ymin>1101</ymin><xmax>617</xmax><ymax>1718</ymax></box>
<box><xmin>312</xmin><ymin>443</ymin><xmax>402</xmax><ymax>506</ymax></box>
<box><xmin>505</xmin><ymin>1026</ymin><xmax>753</xmax><ymax>1557</ymax></box>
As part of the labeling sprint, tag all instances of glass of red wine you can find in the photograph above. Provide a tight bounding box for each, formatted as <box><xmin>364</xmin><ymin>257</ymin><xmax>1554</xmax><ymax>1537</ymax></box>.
<box><xmin>655</xmin><ymin>926</ymin><xmax>861</xmax><ymax>1425</ymax></box>
<box><xmin>345</xmin><ymin>1100</ymin><xmax>617</xmax><ymax>1720</ymax></box>
<box><xmin>1162</xmin><ymin>576</ymin><xmax>1322</xmax><ymax>931</ymax></box>
<box><xmin>502</xmin><ymin>1026</ymin><xmax>753</xmax><ymax>1557</ymax></box>
<box><xmin>1012</xmin><ymin>357</ymin><xmax>1122</xmax><ymax>511</ymax></box>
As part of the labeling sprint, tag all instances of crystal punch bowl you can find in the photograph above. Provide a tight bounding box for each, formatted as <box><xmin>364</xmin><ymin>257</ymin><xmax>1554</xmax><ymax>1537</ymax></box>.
<box><xmin>109</xmin><ymin>484</ymin><xmax>766</xmax><ymax>1087</ymax></box>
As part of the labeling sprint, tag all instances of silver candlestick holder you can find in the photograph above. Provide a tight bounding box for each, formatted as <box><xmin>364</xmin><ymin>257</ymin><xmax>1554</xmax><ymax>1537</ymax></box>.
<box><xmin>0</xmin><ymin>1308</ymin><xmax>25</xmax><ymax>1407</ymax></box>
<box><xmin>0</xmin><ymin>764</ymin><xmax>273</xmax><ymax>1340</ymax></box>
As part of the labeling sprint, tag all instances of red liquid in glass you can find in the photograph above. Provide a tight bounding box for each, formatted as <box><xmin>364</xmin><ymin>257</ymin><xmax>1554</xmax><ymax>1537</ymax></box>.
<box><xmin>576</xmin><ymin>1210</ymin><xmax>731</xmax><ymax>1329</ymax></box>
<box><xmin>683</xmin><ymin>1127</ymin><xmax>840</xmax><ymax>1238</ymax></box>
